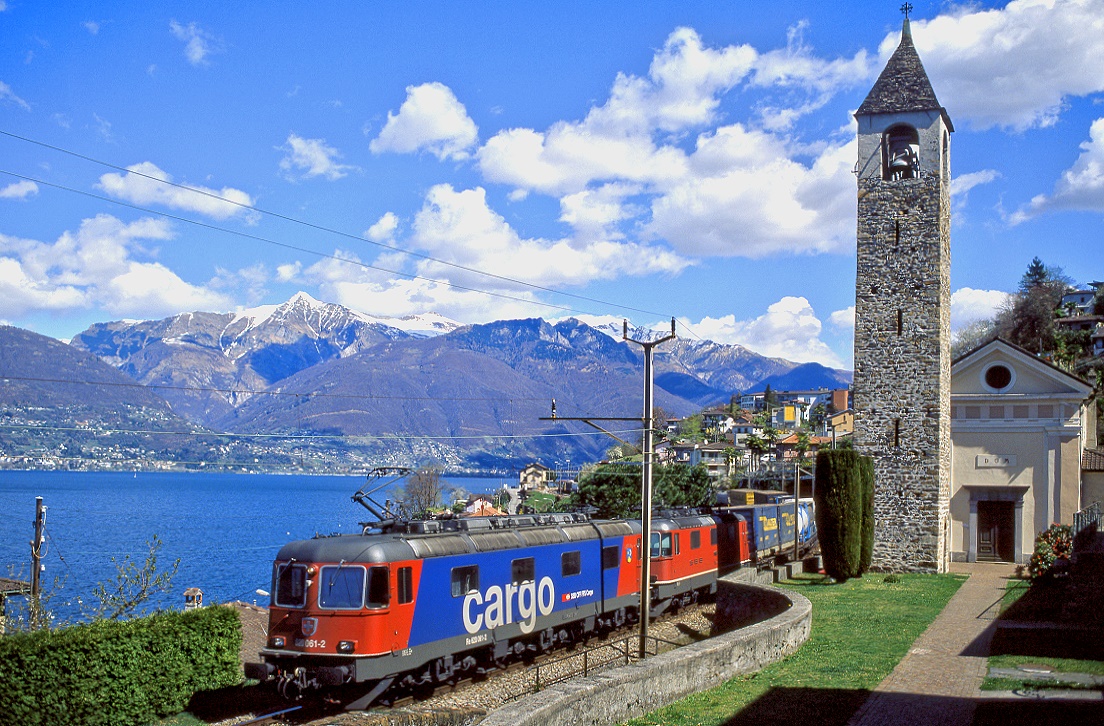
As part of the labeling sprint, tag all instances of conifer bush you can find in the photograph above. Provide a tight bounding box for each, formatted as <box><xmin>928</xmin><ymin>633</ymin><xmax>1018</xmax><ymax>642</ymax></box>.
<box><xmin>814</xmin><ymin>449</ymin><xmax>873</xmax><ymax>581</ymax></box>
<box><xmin>859</xmin><ymin>455</ymin><xmax>875</xmax><ymax>573</ymax></box>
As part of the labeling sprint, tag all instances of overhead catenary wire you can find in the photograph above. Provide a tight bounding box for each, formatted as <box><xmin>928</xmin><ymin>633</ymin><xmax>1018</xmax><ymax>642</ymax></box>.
<box><xmin>0</xmin><ymin>130</ymin><xmax>708</xmax><ymax>343</ymax></box>
<box><xmin>0</xmin><ymin>373</ymin><xmax>550</xmax><ymax>404</ymax></box>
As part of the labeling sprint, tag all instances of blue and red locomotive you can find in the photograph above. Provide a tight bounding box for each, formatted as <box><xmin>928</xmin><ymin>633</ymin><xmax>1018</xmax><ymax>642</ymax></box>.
<box><xmin>245</xmin><ymin>481</ymin><xmax>815</xmax><ymax>707</ymax></box>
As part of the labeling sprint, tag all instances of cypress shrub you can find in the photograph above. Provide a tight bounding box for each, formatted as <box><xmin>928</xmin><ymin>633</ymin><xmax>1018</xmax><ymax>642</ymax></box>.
<box><xmin>0</xmin><ymin>605</ymin><xmax>241</xmax><ymax>726</ymax></box>
<box><xmin>859</xmin><ymin>454</ymin><xmax>875</xmax><ymax>574</ymax></box>
<box><xmin>814</xmin><ymin>449</ymin><xmax>865</xmax><ymax>581</ymax></box>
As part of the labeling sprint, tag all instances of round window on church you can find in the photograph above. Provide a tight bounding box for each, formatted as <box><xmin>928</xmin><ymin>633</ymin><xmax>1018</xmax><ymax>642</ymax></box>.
<box><xmin>982</xmin><ymin>364</ymin><xmax>1014</xmax><ymax>393</ymax></box>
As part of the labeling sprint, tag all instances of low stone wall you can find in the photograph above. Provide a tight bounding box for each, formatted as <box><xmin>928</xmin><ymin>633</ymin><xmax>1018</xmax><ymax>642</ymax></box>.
<box><xmin>478</xmin><ymin>577</ymin><xmax>812</xmax><ymax>726</ymax></box>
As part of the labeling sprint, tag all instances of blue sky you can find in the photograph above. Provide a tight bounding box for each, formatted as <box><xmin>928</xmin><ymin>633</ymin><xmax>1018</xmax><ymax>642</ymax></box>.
<box><xmin>1</xmin><ymin>0</ymin><xmax>1103</xmax><ymax>369</ymax></box>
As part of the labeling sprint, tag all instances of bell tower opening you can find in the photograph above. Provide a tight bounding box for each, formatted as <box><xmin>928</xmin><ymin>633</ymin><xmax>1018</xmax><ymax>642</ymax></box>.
<box><xmin>883</xmin><ymin>125</ymin><xmax>920</xmax><ymax>180</ymax></box>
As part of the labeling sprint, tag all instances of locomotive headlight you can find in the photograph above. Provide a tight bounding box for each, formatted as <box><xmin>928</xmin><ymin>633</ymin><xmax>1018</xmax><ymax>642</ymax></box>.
<box><xmin>337</xmin><ymin>640</ymin><xmax>356</xmax><ymax>654</ymax></box>
<box><xmin>306</xmin><ymin>565</ymin><xmax>317</xmax><ymax>576</ymax></box>
<box><xmin>269</xmin><ymin>636</ymin><xmax>286</xmax><ymax>648</ymax></box>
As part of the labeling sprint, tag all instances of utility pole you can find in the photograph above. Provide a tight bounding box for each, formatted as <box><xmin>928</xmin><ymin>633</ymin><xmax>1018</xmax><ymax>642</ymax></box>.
<box><xmin>31</xmin><ymin>496</ymin><xmax>44</xmax><ymax>601</ymax></box>
<box><xmin>624</xmin><ymin>318</ymin><xmax>676</xmax><ymax>658</ymax></box>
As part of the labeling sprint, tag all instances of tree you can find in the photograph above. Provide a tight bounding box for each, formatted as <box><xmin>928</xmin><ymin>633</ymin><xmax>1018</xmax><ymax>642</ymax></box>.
<box><xmin>723</xmin><ymin>446</ymin><xmax>739</xmax><ymax>477</ymax></box>
<box><xmin>572</xmin><ymin>462</ymin><xmax>713</xmax><ymax>518</ymax></box>
<box><xmin>679</xmin><ymin>414</ymin><xmax>703</xmax><ymax>442</ymax></box>
<box><xmin>794</xmin><ymin>428</ymin><xmax>812</xmax><ymax>461</ymax></box>
<box><xmin>951</xmin><ymin>318</ymin><xmax>997</xmax><ymax>359</ymax></box>
<box><xmin>763</xmin><ymin>384</ymin><xmax>778</xmax><ymax>409</ymax></box>
<box><xmin>91</xmin><ymin>535</ymin><xmax>181</xmax><ymax>620</ymax></box>
<box><xmin>402</xmin><ymin>465</ymin><xmax>445</xmax><ymax>517</ymax></box>
<box><xmin>813</xmin><ymin>450</ymin><xmax>871</xmax><ymax>582</ymax></box>
<box><xmin>994</xmin><ymin>258</ymin><xmax>1073</xmax><ymax>355</ymax></box>
<box><xmin>762</xmin><ymin>421</ymin><xmax>781</xmax><ymax>461</ymax></box>
<box><xmin>573</xmin><ymin>462</ymin><xmax>641</xmax><ymax>518</ymax></box>
<box><xmin>745</xmin><ymin>434</ymin><xmax>765</xmax><ymax>471</ymax></box>
<box><xmin>654</xmin><ymin>463</ymin><xmax>713</xmax><ymax>509</ymax></box>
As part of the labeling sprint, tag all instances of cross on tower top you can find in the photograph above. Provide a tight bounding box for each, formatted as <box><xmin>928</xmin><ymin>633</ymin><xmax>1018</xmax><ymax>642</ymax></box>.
<box><xmin>901</xmin><ymin>3</ymin><xmax>913</xmax><ymax>19</ymax></box>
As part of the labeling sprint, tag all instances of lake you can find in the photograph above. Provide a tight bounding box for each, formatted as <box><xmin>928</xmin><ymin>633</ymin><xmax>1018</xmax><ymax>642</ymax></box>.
<box><xmin>0</xmin><ymin>470</ymin><xmax>511</xmax><ymax>624</ymax></box>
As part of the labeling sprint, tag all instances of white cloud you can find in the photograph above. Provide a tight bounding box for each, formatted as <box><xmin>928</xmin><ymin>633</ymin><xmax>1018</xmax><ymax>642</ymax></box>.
<box><xmin>558</xmin><ymin>184</ymin><xmax>639</xmax><ymax>242</ymax></box>
<box><xmin>0</xmin><ymin>80</ymin><xmax>31</xmax><ymax>111</ymax></box>
<box><xmin>279</xmin><ymin>134</ymin><xmax>355</xmax><ymax>180</ymax></box>
<box><xmin>950</xmin><ymin>287</ymin><xmax>1012</xmax><ymax>330</ymax></box>
<box><xmin>97</xmin><ymin>161</ymin><xmax>255</xmax><ymax>221</ymax></box>
<box><xmin>410</xmin><ymin>184</ymin><xmax>690</xmax><ymax>288</ymax></box>
<box><xmin>370</xmin><ymin>82</ymin><xmax>478</xmax><ymax>161</ymax></box>
<box><xmin>1011</xmin><ymin>117</ymin><xmax>1104</xmax><ymax>222</ymax></box>
<box><xmin>951</xmin><ymin>170</ymin><xmax>1000</xmax><ymax>198</ymax></box>
<box><xmin>684</xmin><ymin>296</ymin><xmax>845</xmax><ymax>367</ymax></box>
<box><xmin>275</xmin><ymin>261</ymin><xmax>302</xmax><ymax>282</ymax></box>
<box><xmin>0</xmin><ymin>214</ymin><xmax>230</xmax><ymax>319</ymax></box>
<box><xmin>828</xmin><ymin>306</ymin><xmax>855</xmax><ymax>331</ymax></box>
<box><xmin>476</xmin><ymin>25</ymin><xmax>865</xmax><ymax>258</ymax></box>
<box><xmin>169</xmin><ymin>20</ymin><xmax>219</xmax><ymax>67</ymax></box>
<box><xmin>907</xmin><ymin>0</ymin><xmax>1104</xmax><ymax>131</ymax></box>
<box><xmin>83</xmin><ymin>21</ymin><xmax>100</xmax><ymax>35</ymax></box>
<box><xmin>0</xmin><ymin>180</ymin><xmax>38</xmax><ymax>200</ymax></box>
<box><xmin>365</xmin><ymin>212</ymin><xmax>399</xmax><ymax>242</ymax></box>
<box><xmin>647</xmin><ymin>131</ymin><xmax>856</xmax><ymax>257</ymax></box>
<box><xmin>751</xmin><ymin>21</ymin><xmax>871</xmax><ymax>130</ymax></box>
<box><xmin>100</xmin><ymin>262</ymin><xmax>231</xmax><ymax>317</ymax></box>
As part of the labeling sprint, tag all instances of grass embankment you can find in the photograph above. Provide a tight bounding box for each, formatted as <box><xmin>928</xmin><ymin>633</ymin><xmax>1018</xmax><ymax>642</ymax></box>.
<box><xmin>625</xmin><ymin>572</ymin><xmax>965</xmax><ymax>726</ymax></box>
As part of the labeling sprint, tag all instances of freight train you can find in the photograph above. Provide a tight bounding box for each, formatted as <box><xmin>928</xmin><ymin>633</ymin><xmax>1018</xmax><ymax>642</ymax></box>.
<box><xmin>245</xmin><ymin>484</ymin><xmax>816</xmax><ymax>709</ymax></box>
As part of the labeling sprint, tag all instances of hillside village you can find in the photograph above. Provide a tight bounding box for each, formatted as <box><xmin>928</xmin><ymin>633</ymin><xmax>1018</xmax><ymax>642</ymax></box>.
<box><xmin>510</xmin><ymin>276</ymin><xmax>1104</xmax><ymax>522</ymax></box>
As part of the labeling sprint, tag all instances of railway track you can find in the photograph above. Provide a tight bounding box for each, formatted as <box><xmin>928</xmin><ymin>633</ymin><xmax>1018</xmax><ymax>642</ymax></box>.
<box><xmin>216</xmin><ymin>601</ymin><xmax>716</xmax><ymax>726</ymax></box>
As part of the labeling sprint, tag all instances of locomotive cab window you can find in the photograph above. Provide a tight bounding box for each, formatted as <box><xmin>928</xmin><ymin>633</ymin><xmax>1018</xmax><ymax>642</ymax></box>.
<box><xmin>710</xmin><ymin>527</ymin><xmax>717</xmax><ymax>546</ymax></box>
<box><xmin>319</xmin><ymin>565</ymin><xmax>365</xmax><ymax>610</ymax></box>
<box><xmin>602</xmin><ymin>544</ymin><xmax>620</xmax><ymax>570</ymax></box>
<box><xmin>651</xmin><ymin>532</ymin><xmax>674</xmax><ymax>558</ymax></box>
<box><xmin>451</xmin><ymin>565</ymin><xmax>479</xmax><ymax>597</ymax></box>
<box><xmin>366</xmin><ymin>566</ymin><xmax>389</xmax><ymax>609</ymax></box>
<box><xmin>561</xmin><ymin>551</ymin><xmax>581</xmax><ymax>577</ymax></box>
<box><xmin>274</xmin><ymin>563</ymin><xmax>308</xmax><ymax>608</ymax></box>
<box><xmin>512</xmin><ymin>557</ymin><xmax>535</xmax><ymax>584</ymax></box>
<box><xmin>397</xmin><ymin>566</ymin><xmax>413</xmax><ymax>605</ymax></box>
<box><xmin>690</xmin><ymin>530</ymin><xmax>701</xmax><ymax>550</ymax></box>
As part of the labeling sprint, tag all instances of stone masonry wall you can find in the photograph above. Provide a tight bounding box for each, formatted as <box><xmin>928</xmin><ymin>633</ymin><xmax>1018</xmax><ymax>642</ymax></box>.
<box><xmin>853</xmin><ymin>169</ymin><xmax>951</xmax><ymax>573</ymax></box>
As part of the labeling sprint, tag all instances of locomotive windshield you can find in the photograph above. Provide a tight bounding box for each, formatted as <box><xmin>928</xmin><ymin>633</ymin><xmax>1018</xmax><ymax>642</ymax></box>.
<box><xmin>650</xmin><ymin>532</ymin><xmax>674</xmax><ymax>558</ymax></box>
<box><xmin>319</xmin><ymin>565</ymin><xmax>365</xmax><ymax>609</ymax></box>
<box><xmin>274</xmin><ymin>563</ymin><xmax>308</xmax><ymax>608</ymax></box>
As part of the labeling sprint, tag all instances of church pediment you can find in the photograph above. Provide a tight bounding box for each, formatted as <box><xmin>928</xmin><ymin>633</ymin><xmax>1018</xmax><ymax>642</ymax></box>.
<box><xmin>951</xmin><ymin>338</ymin><xmax>1093</xmax><ymax>398</ymax></box>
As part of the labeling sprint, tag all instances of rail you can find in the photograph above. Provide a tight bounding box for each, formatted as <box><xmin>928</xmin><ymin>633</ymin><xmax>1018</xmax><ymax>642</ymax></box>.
<box><xmin>506</xmin><ymin>633</ymin><xmax>682</xmax><ymax>701</ymax></box>
<box><xmin>1073</xmin><ymin>501</ymin><xmax>1102</xmax><ymax>550</ymax></box>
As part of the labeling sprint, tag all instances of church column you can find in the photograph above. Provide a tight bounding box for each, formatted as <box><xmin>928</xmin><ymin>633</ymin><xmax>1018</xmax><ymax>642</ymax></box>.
<box><xmin>967</xmin><ymin>496</ymin><xmax>978</xmax><ymax>563</ymax></box>
<box><xmin>1014</xmin><ymin>496</ymin><xmax>1025</xmax><ymax>564</ymax></box>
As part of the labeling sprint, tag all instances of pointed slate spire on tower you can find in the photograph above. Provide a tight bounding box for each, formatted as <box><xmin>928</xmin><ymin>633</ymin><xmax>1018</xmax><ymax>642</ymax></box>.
<box><xmin>856</xmin><ymin>17</ymin><xmax>954</xmax><ymax>131</ymax></box>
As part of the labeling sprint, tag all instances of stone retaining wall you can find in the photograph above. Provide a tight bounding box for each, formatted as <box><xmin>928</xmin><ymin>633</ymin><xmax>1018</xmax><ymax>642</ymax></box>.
<box><xmin>478</xmin><ymin>576</ymin><xmax>812</xmax><ymax>726</ymax></box>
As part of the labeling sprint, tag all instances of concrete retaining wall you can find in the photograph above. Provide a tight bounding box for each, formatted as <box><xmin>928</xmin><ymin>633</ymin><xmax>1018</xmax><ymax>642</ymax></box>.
<box><xmin>478</xmin><ymin>577</ymin><xmax>812</xmax><ymax>726</ymax></box>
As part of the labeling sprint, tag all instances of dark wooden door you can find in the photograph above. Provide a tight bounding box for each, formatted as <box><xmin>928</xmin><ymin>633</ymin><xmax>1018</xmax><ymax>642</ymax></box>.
<box><xmin>977</xmin><ymin>501</ymin><xmax>1014</xmax><ymax>562</ymax></box>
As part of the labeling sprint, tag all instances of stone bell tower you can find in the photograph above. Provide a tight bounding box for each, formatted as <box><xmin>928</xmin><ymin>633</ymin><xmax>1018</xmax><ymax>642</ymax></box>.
<box><xmin>852</xmin><ymin>13</ymin><xmax>953</xmax><ymax>573</ymax></box>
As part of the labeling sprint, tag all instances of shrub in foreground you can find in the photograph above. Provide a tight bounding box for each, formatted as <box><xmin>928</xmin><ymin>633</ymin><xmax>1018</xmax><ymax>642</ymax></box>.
<box><xmin>1028</xmin><ymin>523</ymin><xmax>1073</xmax><ymax>582</ymax></box>
<box><xmin>0</xmin><ymin>605</ymin><xmax>241</xmax><ymax>726</ymax></box>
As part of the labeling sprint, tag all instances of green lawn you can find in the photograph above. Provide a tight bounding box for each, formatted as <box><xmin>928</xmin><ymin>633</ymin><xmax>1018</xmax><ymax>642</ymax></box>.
<box><xmin>625</xmin><ymin>572</ymin><xmax>966</xmax><ymax>726</ymax></box>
